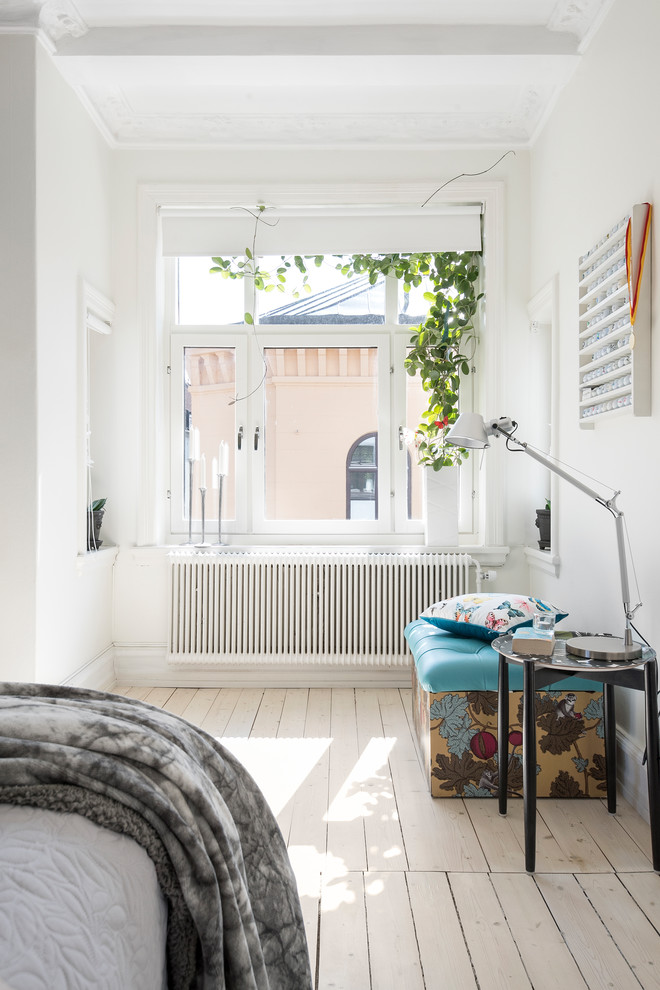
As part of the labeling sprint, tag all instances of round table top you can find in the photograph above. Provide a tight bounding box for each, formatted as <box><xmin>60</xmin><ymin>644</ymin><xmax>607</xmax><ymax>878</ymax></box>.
<box><xmin>492</xmin><ymin>633</ymin><xmax>655</xmax><ymax>673</ymax></box>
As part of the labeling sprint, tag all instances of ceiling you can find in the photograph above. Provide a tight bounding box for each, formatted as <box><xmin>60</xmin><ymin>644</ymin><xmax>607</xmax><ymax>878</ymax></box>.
<box><xmin>1</xmin><ymin>0</ymin><xmax>615</xmax><ymax>149</ymax></box>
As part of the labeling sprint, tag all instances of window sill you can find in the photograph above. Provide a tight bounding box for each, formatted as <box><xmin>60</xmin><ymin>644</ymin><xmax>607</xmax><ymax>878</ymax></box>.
<box><xmin>524</xmin><ymin>545</ymin><xmax>560</xmax><ymax>577</ymax></box>
<box><xmin>75</xmin><ymin>545</ymin><xmax>118</xmax><ymax>575</ymax></box>
<box><xmin>121</xmin><ymin>543</ymin><xmax>511</xmax><ymax>568</ymax></box>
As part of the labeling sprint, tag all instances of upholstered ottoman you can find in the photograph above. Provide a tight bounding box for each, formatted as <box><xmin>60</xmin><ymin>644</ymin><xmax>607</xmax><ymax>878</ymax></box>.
<box><xmin>405</xmin><ymin>619</ymin><xmax>606</xmax><ymax>799</ymax></box>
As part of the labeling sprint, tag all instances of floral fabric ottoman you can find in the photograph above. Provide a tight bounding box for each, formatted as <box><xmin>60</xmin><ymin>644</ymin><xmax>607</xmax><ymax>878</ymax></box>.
<box><xmin>405</xmin><ymin>619</ymin><xmax>606</xmax><ymax>799</ymax></box>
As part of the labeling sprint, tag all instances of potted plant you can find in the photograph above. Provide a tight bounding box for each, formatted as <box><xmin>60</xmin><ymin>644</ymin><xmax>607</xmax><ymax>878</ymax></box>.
<box><xmin>87</xmin><ymin>498</ymin><xmax>107</xmax><ymax>550</ymax></box>
<box><xmin>535</xmin><ymin>499</ymin><xmax>551</xmax><ymax>550</ymax></box>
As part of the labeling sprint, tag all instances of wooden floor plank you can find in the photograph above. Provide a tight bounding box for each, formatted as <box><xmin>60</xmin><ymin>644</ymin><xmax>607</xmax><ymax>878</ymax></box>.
<box><xmin>250</xmin><ymin>687</ymin><xmax>287</xmax><ymax>738</ymax></box>
<box><xmin>491</xmin><ymin>872</ymin><xmax>588</xmax><ymax>990</ymax></box>
<box><xmin>450</xmin><ymin>872</ymin><xmax>532</xmax><ymax>990</ymax></box>
<box><xmin>115</xmin><ymin>685</ymin><xmax>152</xmax><ymax>701</ymax></box>
<box><xmin>287</xmin><ymin>689</ymin><xmax>332</xmax><ymax>969</ymax></box>
<box><xmin>161</xmin><ymin>686</ymin><xmax>197</xmax><ymax>716</ymax></box>
<box><xmin>199</xmin><ymin>687</ymin><xmax>242</xmax><ymax>737</ymax></box>
<box><xmin>179</xmin><ymin>688</ymin><xmax>220</xmax><ymax>729</ymax></box>
<box><xmin>325</xmin><ymin>690</ymin><xmax>368</xmax><ymax>874</ymax></box>
<box><xmin>578</xmin><ymin>873</ymin><xmax>660</xmax><ymax>990</ymax></box>
<box><xmin>354</xmin><ymin>689</ymin><xmax>407</xmax><ymax>873</ymax></box>
<box><xmin>610</xmin><ymin>797</ymin><xmax>654</xmax><ymax>863</ymax></box>
<box><xmin>364</xmin><ymin>871</ymin><xmax>425</xmax><ymax>990</ymax></box>
<box><xmin>536</xmin><ymin>800</ymin><xmax>613</xmax><ymax>872</ymax></box>
<box><xmin>318</xmin><ymin>872</ymin><xmax>370</xmax><ymax>990</ymax></box>
<box><xmin>464</xmin><ymin>798</ymin><xmax>526</xmax><ymax>872</ymax></box>
<box><xmin>619</xmin><ymin>872</ymin><xmax>660</xmax><ymax>931</ymax></box>
<box><xmin>221</xmin><ymin>687</ymin><xmax>264</xmax><ymax>738</ymax></box>
<box><xmin>380</xmin><ymin>689</ymin><xmax>488</xmax><ymax>873</ymax></box>
<box><xmin>535</xmin><ymin>873</ymin><xmax>643</xmax><ymax>990</ymax></box>
<box><xmin>275</xmin><ymin>689</ymin><xmax>311</xmax><ymax>843</ymax></box>
<box><xmin>570</xmin><ymin>800</ymin><xmax>653</xmax><ymax>872</ymax></box>
<box><xmin>143</xmin><ymin>686</ymin><xmax>176</xmax><ymax>709</ymax></box>
<box><xmin>407</xmin><ymin>871</ymin><xmax>477</xmax><ymax>990</ymax></box>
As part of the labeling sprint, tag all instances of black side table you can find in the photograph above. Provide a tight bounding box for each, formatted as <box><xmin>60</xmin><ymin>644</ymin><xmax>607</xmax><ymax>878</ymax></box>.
<box><xmin>492</xmin><ymin>634</ymin><xmax>659</xmax><ymax>873</ymax></box>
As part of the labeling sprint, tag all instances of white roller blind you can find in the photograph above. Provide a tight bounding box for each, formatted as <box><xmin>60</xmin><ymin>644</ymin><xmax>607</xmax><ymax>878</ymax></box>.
<box><xmin>161</xmin><ymin>205</ymin><xmax>482</xmax><ymax>257</ymax></box>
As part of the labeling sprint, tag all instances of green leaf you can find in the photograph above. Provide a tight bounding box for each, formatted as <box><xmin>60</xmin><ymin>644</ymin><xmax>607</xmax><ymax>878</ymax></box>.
<box><xmin>244</xmin><ymin>312</ymin><xmax>254</xmax><ymax>325</ymax></box>
<box><xmin>245</xmin><ymin>247</ymin><xmax>253</xmax><ymax>260</ymax></box>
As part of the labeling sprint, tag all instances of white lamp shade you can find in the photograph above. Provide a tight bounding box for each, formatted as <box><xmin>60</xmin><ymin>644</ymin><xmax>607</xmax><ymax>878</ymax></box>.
<box><xmin>446</xmin><ymin>413</ymin><xmax>490</xmax><ymax>449</ymax></box>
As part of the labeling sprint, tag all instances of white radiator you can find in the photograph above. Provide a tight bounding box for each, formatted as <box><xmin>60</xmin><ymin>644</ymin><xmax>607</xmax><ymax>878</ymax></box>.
<box><xmin>167</xmin><ymin>551</ymin><xmax>474</xmax><ymax>666</ymax></box>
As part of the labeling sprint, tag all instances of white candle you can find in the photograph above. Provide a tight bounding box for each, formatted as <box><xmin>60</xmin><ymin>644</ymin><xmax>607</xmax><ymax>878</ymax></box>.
<box><xmin>190</xmin><ymin>427</ymin><xmax>200</xmax><ymax>461</ymax></box>
<box><xmin>200</xmin><ymin>453</ymin><xmax>206</xmax><ymax>488</ymax></box>
<box><xmin>219</xmin><ymin>440</ymin><xmax>229</xmax><ymax>477</ymax></box>
<box><xmin>212</xmin><ymin>457</ymin><xmax>218</xmax><ymax>489</ymax></box>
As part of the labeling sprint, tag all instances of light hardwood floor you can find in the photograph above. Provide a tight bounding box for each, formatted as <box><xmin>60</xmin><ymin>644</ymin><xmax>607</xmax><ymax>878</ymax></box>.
<box><xmin>116</xmin><ymin>685</ymin><xmax>660</xmax><ymax>990</ymax></box>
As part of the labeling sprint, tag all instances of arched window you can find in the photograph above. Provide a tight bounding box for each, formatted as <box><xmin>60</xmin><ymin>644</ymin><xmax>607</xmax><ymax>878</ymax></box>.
<box><xmin>346</xmin><ymin>433</ymin><xmax>378</xmax><ymax>520</ymax></box>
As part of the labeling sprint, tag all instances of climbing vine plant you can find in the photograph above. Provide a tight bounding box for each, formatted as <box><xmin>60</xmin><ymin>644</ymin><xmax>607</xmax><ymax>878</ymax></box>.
<box><xmin>210</xmin><ymin>207</ymin><xmax>482</xmax><ymax>471</ymax></box>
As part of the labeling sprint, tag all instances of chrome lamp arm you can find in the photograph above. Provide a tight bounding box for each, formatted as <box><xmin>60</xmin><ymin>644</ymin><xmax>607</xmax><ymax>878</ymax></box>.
<box><xmin>447</xmin><ymin>413</ymin><xmax>643</xmax><ymax>660</ymax></box>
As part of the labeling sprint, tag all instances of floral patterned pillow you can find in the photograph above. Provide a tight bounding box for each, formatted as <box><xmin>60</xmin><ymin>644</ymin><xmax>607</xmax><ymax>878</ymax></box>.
<box><xmin>420</xmin><ymin>594</ymin><xmax>568</xmax><ymax>642</ymax></box>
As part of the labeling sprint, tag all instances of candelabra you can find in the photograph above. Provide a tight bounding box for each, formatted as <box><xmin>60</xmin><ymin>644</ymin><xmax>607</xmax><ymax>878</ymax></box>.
<box><xmin>214</xmin><ymin>472</ymin><xmax>226</xmax><ymax>546</ymax></box>
<box><xmin>195</xmin><ymin>486</ymin><xmax>212</xmax><ymax>548</ymax></box>
<box><xmin>182</xmin><ymin>456</ymin><xmax>195</xmax><ymax>545</ymax></box>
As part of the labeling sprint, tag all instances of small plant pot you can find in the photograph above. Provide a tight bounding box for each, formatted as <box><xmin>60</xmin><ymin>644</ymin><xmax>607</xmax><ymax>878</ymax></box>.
<box><xmin>535</xmin><ymin>508</ymin><xmax>551</xmax><ymax>550</ymax></box>
<box><xmin>87</xmin><ymin>509</ymin><xmax>105</xmax><ymax>550</ymax></box>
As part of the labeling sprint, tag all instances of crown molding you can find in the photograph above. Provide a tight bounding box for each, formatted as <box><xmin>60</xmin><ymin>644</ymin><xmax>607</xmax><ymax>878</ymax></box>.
<box><xmin>88</xmin><ymin>86</ymin><xmax>547</xmax><ymax>149</ymax></box>
<box><xmin>548</xmin><ymin>0</ymin><xmax>613</xmax><ymax>44</ymax></box>
<box><xmin>0</xmin><ymin>0</ymin><xmax>87</xmax><ymax>43</ymax></box>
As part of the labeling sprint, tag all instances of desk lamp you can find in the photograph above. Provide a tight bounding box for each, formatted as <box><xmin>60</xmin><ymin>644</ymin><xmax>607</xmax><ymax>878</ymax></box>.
<box><xmin>446</xmin><ymin>413</ymin><xmax>642</xmax><ymax>661</ymax></box>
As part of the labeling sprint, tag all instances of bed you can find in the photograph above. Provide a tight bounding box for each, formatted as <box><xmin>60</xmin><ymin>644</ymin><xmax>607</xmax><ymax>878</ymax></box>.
<box><xmin>0</xmin><ymin>683</ymin><xmax>313</xmax><ymax>990</ymax></box>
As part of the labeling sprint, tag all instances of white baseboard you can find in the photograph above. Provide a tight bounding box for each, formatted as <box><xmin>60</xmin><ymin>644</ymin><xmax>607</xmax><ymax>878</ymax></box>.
<box><xmin>113</xmin><ymin>644</ymin><xmax>411</xmax><ymax>689</ymax></box>
<box><xmin>61</xmin><ymin>647</ymin><xmax>117</xmax><ymax>693</ymax></box>
<box><xmin>617</xmin><ymin>727</ymin><xmax>650</xmax><ymax>823</ymax></box>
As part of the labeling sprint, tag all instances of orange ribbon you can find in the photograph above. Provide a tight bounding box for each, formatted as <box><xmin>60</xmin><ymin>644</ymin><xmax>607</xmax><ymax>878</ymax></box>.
<box><xmin>625</xmin><ymin>203</ymin><xmax>652</xmax><ymax>327</ymax></box>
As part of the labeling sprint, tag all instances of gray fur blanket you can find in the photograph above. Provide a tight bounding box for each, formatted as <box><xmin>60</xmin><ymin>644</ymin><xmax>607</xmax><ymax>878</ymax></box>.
<box><xmin>0</xmin><ymin>682</ymin><xmax>312</xmax><ymax>990</ymax></box>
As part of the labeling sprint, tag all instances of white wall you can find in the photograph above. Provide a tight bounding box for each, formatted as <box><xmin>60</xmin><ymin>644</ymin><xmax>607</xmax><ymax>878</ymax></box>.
<box><xmin>0</xmin><ymin>36</ymin><xmax>39</xmax><ymax>682</ymax></box>
<box><xmin>30</xmin><ymin>38</ymin><xmax>114</xmax><ymax>685</ymax></box>
<box><xmin>529</xmin><ymin>0</ymin><xmax>660</xmax><ymax>748</ymax></box>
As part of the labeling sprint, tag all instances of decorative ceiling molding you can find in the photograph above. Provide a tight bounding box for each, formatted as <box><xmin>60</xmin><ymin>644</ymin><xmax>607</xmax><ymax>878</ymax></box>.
<box><xmin>40</xmin><ymin>0</ymin><xmax>87</xmax><ymax>41</ymax></box>
<box><xmin>87</xmin><ymin>86</ymin><xmax>548</xmax><ymax>148</ymax></box>
<box><xmin>0</xmin><ymin>0</ymin><xmax>87</xmax><ymax>41</ymax></box>
<box><xmin>548</xmin><ymin>0</ymin><xmax>607</xmax><ymax>37</ymax></box>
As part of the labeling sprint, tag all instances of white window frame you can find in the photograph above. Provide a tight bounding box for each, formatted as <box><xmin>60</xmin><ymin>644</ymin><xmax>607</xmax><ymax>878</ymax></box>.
<box><xmin>137</xmin><ymin>181</ymin><xmax>505</xmax><ymax>553</ymax></box>
<box><xmin>168</xmin><ymin>307</ymin><xmax>419</xmax><ymax>540</ymax></box>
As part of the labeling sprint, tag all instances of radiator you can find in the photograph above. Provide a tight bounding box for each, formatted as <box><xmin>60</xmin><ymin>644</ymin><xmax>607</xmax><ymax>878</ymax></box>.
<box><xmin>167</xmin><ymin>551</ymin><xmax>474</xmax><ymax>666</ymax></box>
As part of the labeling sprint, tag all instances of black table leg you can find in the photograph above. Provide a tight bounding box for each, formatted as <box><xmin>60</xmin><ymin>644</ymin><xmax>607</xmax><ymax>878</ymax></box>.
<box><xmin>644</xmin><ymin>658</ymin><xmax>660</xmax><ymax>872</ymax></box>
<box><xmin>523</xmin><ymin>660</ymin><xmax>537</xmax><ymax>873</ymax></box>
<box><xmin>604</xmin><ymin>682</ymin><xmax>617</xmax><ymax>813</ymax></box>
<box><xmin>498</xmin><ymin>654</ymin><xmax>509</xmax><ymax>816</ymax></box>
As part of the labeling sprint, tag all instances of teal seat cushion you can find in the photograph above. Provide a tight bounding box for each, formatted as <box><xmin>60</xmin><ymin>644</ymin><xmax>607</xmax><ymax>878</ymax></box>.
<box><xmin>404</xmin><ymin>619</ymin><xmax>599</xmax><ymax>694</ymax></box>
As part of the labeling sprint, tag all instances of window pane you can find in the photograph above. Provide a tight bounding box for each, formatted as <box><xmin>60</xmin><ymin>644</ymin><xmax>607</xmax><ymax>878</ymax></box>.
<box><xmin>405</xmin><ymin>362</ymin><xmax>427</xmax><ymax>521</ymax></box>
<box><xmin>263</xmin><ymin>347</ymin><xmax>378</xmax><ymax>520</ymax></box>
<box><xmin>398</xmin><ymin>273</ymin><xmax>435</xmax><ymax>326</ymax></box>
<box><xmin>258</xmin><ymin>256</ymin><xmax>385</xmax><ymax>325</ymax></box>
<box><xmin>184</xmin><ymin>347</ymin><xmax>236</xmax><ymax>522</ymax></box>
<box><xmin>177</xmin><ymin>258</ymin><xmax>245</xmax><ymax>325</ymax></box>
<box><xmin>347</xmin><ymin>434</ymin><xmax>377</xmax><ymax>520</ymax></box>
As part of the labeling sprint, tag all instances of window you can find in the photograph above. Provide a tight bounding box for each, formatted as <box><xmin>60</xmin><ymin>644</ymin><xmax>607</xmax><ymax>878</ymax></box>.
<box><xmin>163</xmin><ymin>206</ymin><xmax>483</xmax><ymax>543</ymax></box>
<box><xmin>347</xmin><ymin>433</ymin><xmax>378</xmax><ymax>520</ymax></box>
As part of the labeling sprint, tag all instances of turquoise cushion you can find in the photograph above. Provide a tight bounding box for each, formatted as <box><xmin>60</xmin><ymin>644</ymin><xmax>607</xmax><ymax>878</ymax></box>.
<box><xmin>404</xmin><ymin>619</ymin><xmax>598</xmax><ymax>694</ymax></box>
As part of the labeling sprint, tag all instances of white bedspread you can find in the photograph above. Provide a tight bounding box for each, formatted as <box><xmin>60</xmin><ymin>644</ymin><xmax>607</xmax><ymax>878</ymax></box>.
<box><xmin>0</xmin><ymin>805</ymin><xmax>168</xmax><ymax>990</ymax></box>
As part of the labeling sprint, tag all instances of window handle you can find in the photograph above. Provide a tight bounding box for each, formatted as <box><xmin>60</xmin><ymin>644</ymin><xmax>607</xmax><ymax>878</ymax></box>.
<box><xmin>254</xmin><ymin>426</ymin><xmax>260</xmax><ymax>451</ymax></box>
<box><xmin>399</xmin><ymin>426</ymin><xmax>404</xmax><ymax>451</ymax></box>
<box><xmin>237</xmin><ymin>426</ymin><xmax>244</xmax><ymax>450</ymax></box>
